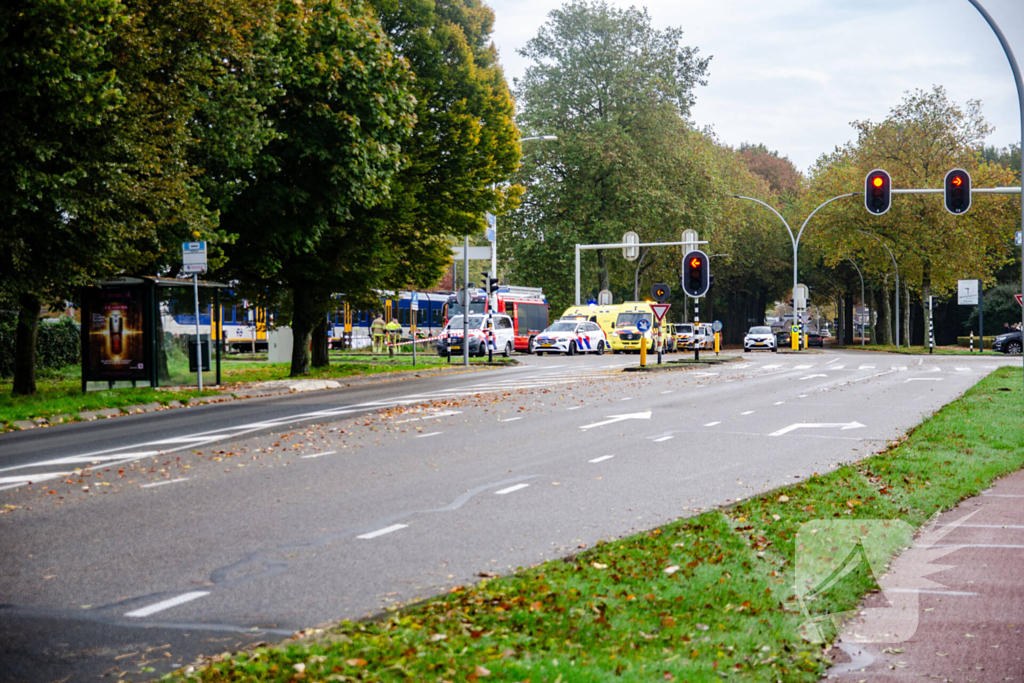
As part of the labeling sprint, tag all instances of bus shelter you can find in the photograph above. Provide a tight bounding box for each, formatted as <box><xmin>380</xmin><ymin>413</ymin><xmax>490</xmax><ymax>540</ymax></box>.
<box><xmin>80</xmin><ymin>276</ymin><xmax>227</xmax><ymax>392</ymax></box>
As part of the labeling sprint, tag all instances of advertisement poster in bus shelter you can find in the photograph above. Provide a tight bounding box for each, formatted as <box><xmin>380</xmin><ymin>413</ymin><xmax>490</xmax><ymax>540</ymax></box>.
<box><xmin>82</xmin><ymin>286</ymin><xmax>151</xmax><ymax>381</ymax></box>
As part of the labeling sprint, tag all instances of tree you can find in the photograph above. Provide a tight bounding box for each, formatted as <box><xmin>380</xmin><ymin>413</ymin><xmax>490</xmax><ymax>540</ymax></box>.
<box><xmin>737</xmin><ymin>143</ymin><xmax>803</xmax><ymax>199</ymax></box>
<box><xmin>0</xmin><ymin>0</ymin><xmax>279</xmax><ymax>395</ymax></box>
<box><xmin>501</xmin><ymin>0</ymin><xmax>711</xmax><ymax>311</ymax></box>
<box><xmin>219</xmin><ymin>0</ymin><xmax>417</xmax><ymax>376</ymax></box>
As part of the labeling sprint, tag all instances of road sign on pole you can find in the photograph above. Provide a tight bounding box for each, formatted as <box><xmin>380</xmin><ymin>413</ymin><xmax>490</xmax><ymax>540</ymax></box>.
<box><xmin>682</xmin><ymin>229</ymin><xmax>698</xmax><ymax>255</ymax></box>
<box><xmin>650</xmin><ymin>303</ymin><xmax>671</xmax><ymax>323</ymax></box>
<box><xmin>598</xmin><ymin>289</ymin><xmax>613</xmax><ymax>305</ymax></box>
<box><xmin>182</xmin><ymin>242</ymin><xmax>208</xmax><ymax>274</ymax></box>
<box><xmin>637</xmin><ymin>318</ymin><xmax>651</xmax><ymax>333</ymax></box>
<box><xmin>622</xmin><ymin>231</ymin><xmax>640</xmax><ymax>261</ymax></box>
<box><xmin>958</xmin><ymin>279</ymin><xmax>980</xmax><ymax>305</ymax></box>
<box><xmin>1016</xmin><ymin>294</ymin><xmax>1023</xmax><ymax>307</ymax></box>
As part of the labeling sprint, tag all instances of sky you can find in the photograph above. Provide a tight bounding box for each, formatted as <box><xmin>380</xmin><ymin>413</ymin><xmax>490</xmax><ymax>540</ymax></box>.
<box><xmin>485</xmin><ymin>0</ymin><xmax>1024</xmax><ymax>174</ymax></box>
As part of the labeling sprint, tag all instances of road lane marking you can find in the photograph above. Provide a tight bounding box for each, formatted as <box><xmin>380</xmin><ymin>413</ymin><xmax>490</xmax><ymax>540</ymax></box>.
<box><xmin>905</xmin><ymin>378</ymin><xmax>943</xmax><ymax>382</ymax></box>
<box><xmin>589</xmin><ymin>455</ymin><xmax>615</xmax><ymax>463</ymax></box>
<box><xmin>733</xmin><ymin>363</ymin><xmax>751</xmax><ymax>369</ymax></box>
<box><xmin>653</xmin><ymin>436</ymin><xmax>674</xmax><ymax>442</ymax></box>
<box><xmin>580</xmin><ymin>411</ymin><xmax>652</xmax><ymax>430</ymax></box>
<box><xmin>770</xmin><ymin>422</ymin><xmax>865</xmax><ymax>437</ymax></box>
<box><xmin>859</xmin><ymin>365</ymin><xmax>875</xmax><ymax>370</ymax></box>
<box><xmin>661</xmin><ymin>390</ymin><xmax>675</xmax><ymax>394</ymax></box>
<box><xmin>0</xmin><ymin>472</ymin><xmax>69</xmax><ymax>486</ymax></box>
<box><xmin>958</xmin><ymin>523</ymin><xmax>1024</xmax><ymax>528</ymax></box>
<box><xmin>416</xmin><ymin>432</ymin><xmax>443</xmax><ymax>438</ymax></box>
<box><xmin>827</xmin><ymin>358</ymin><xmax>841</xmax><ymax>365</ymax></box>
<box><xmin>141</xmin><ymin>478</ymin><xmax>190</xmax><ymax>488</ymax></box>
<box><xmin>498</xmin><ymin>417</ymin><xmax>523</xmax><ymax>422</ymax></box>
<box><xmin>741</xmin><ymin>411</ymin><xmax>754</xmax><ymax>415</ymax></box>
<box><xmin>794</xmin><ymin>364</ymin><xmax>813</xmax><ymax>369</ymax></box>
<box><xmin>831</xmin><ymin>365</ymin><xmax>845</xmax><ymax>369</ymax></box>
<box><xmin>800</xmin><ymin>374</ymin><xmax>828</xmax><ymax>380</ymax></box>
<box><xmin>981</xmin><ymin>493</ymin><xmax>1024</xmax><ymax>498</ymax></box>
<box><xmin>774</xmin><ymin>401</ymin><xmax>785</xmax><ymax>405</ymax></box>
<box><xmin>567</xmin><ymin>406</ymin><xmax>581</xmax><ymax>410</ymax></box>
<box><xmin>301</xmin><ymin>451</ymin><xmax>336</xmax><ymax>459</ymax></box>
<box><xmin>956</xmin><ymin>367</ymin><xmax>971</xmax><ymax>372</ymax></box>
<box><xmin>704</xmin><ymin>421</ymin><xmax>721</xmax><ymax>427</ymax></box>
<box><xmin>125</xmin><ymin>591</ymin><xmax>209</xmax><ymax>618</ymax></box>
<box><xmin>929</xmin><ymin>544</ymin><xmax>1024</xmax><ymax>549</ymax></box>
<box><xmin>762</xmin><ymin>364</ymin><xmax>782</xmax><ymax>370</ymax></box>
<box><xmin>618</xmin><ymin>397</ymin><xmax>634</xmax><ymax>401</ymax></box>
<box><xmin>357</xmin><ymin>524</ymin><xmax>408</xmax><ymax>539</ymax></box>
<box><xmin>885</xmin><ymin>588</ymin><xmax>978</xmax><ymax>596</ymax></box>
<box><xmin>495</xmin><ymin>483</ymin><xmax>530</xmax><ymax>495</ymax></box>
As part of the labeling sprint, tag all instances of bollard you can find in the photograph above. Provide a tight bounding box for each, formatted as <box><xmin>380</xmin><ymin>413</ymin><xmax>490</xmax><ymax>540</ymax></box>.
<box><xmin>640</xmin><ymin>334</ymin><xmax>647</xmax><ymax>367</ymax></box>
<box><xmin>714</xmin><ymin>332</ymin><xmax>720</xmax><ymax>355</ymax></box>
<box><xmin>970</xmin><ymin>330</ymin><xmax>974</xmax><ymax>352</ymax></box>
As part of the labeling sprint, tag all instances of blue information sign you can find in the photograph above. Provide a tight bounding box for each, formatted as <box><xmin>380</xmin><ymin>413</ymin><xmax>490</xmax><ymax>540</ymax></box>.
<box><xmin>637</xmin><ymin>319</ymin><xmax>651</xmax><ymax>333</ymax></box>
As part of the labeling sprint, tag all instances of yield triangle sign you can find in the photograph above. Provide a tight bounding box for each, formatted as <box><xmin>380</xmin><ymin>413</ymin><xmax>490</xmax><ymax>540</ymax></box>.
<box><xmin>650</xmin><ymin>303</ymin><xmax>671</xmax><ymax>323</ymax></box>
<box><xmin>1016</xmin><ymin>294</ymin><xmax>1023</xmax><ymax>307</ymax></box>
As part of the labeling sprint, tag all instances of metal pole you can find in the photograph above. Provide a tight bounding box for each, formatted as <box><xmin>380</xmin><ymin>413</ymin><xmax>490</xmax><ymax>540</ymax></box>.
<box><xmin>193</xmin><ymin>274</ymin><xmax>202</xmax><ymax>390</ymax></box>
<box><xmin>412</xmin><ymin>293</ymin><xmax>417</xmax><ymax>368</ymax></box>
<box><xmin>491</xmin><ymin>226</ymin><xmax>498</xmax><ymax>313</ymax></box>
<box><xmin>575</xmin><ymin>244</ymin><xmax>581</xmax><ymax>306</ymax></box>
<box><xmin>463</xmin><ymin>236</ymin><xmax>469</xmax><ymax>367</ymax></box>
<box><xmin>847</xmin><ymin>259</ymin><xmax>865</xmax><ymax>346</ymax></box>
<box><xmin>980</xmin><ymin>283</ymin><xmax>985</xmax><ymax>353</ymax></box>
<box><xmin>694</xmin><ymin>299</ymin><xmax>700</xmax><ymax>361</ymax></box>
<box><xmin>966</xmin><ymin>0</ymin><xmax>1024</xmax><ymax>384</ymax></box>
<box><xmin>929</xmin><ymin>295</ymin><xmax>935</xmax><ymax>354</ymax></box>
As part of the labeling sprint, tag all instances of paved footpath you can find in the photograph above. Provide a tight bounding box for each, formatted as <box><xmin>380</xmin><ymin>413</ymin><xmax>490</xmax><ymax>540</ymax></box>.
<box><xmin>825</xmin><ymin>469</ymin><xmax>1024</xmax><ymax>681</ymax></box>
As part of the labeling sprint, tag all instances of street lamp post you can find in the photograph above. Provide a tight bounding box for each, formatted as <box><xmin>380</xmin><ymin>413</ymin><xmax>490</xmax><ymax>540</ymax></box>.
<box><xmin>730</xmin><ymin>193</ymin><xmax>858</xmax><ymax>349</ymax></box>
<box><xmin>965</xmin><ymin>0</ymin><xmax>1024</xmax><ymax>390</ymax></box>
<box><xmin>857</xmin><ymin>230</ymin><xmax>900</xmax><ymax>348</ymax></box>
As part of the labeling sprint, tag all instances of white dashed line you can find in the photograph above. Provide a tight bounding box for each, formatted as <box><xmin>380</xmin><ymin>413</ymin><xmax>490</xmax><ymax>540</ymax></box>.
<box><xmin>619</xmin><ymin>397</ymin><xmax>634</xmax><ymax>401</ymax></box>
<box><xmin>499</xmin><ymin>417</ymin><xmax>523</xmax><ymax>422</ymax></box>
<box><xmin>704</xmin><ymin>421</ymin><xmax>721</xmax><ymax>427</ymax></box>
<box><xmin>740</xmin><ymin>411</ymin><xmax>754</xmax><ymax>416</ymax></box>
<box><xmin>125</xmin><ymin>591</ymin><xmax>209</xmax><ymax>618</ymax></box>
<box><xmin>794</xmin><ymin>364</ymin><xmax>813</xmax><ymax>370</ymax></box>
<box><xmin>589</xmin><ymin>455</ymin><xmax>615</xmax><ymax>463</ymax></box>
<box><xmin>859</xmin><ymin>365</ymin><xmax>875</xmax><ymax>370</ymax></box>
<box><xmin>774</xmin><ymin>401</ymin><xmax>785</xmax><ymax>405</ymax></box>
<box><xmin>567</xmin><ymin>406</ymin><xmax>581</xmax><ymax>410</ymax></box>
<box><xmin>301</xmin><ymin>451</ymin><xmax>336</xmax><ymax>459</ymax></box>
<box><xmin>495</xmin><ymin>483</ymin><xmax>530</xmax><ymax>495</ymax></box>
<box><xmin>905</xmin><ymin>378</ymin><xmax>943</xmax><ymax>382</ymax></box>
<box><xmin>357</xmin><ymin>524</ymin><xmax>408</xmax><ymax>539</ymax></box>
<box><xmin>141</xmin><ymin>478</ymin><xmax>190</xmax><ymax>488</ymax></box>
<box><xmin>827</xmin><ymin>358</ymin><xmax>840</xmax><ymax>365</ymax></box>
<box><xmin>416</xmin><ymin>431</ymin><xmax>443</xmax><ymax>438</ymax></box>
<box><xmin>653</xmin><ymin>436</ymin><xmax>674</xmax><ymax>442</ymax></box>
<box><xmin>661</xmin><ymin>390</ymin><xmax>675</xmax><ymax>394</ymax></box>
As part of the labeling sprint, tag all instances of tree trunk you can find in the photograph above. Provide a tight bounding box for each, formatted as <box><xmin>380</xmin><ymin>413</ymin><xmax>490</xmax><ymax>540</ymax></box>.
<box><xmin>290</xmin><ymin>283</ymin><xmax>317</xmax><ymax>377</ymax></box>
<box><xmin>12</xmin><ymin>291</ymin><xmax>42</xmax><ymax>396</ymax></box>
<box><xmin>903</xmin><ymin>281</ymin><xmax>911</xmax><ymax>348</ymax></box>
<box><xmin>879</xmin><ymin>277</ymin><xmax>893</xmax><ymax>345</ymax></box>
<box><xmin>868</xmin><ymin>288</ymin><xmax>878</xmax><ymax>344</ymax></box>
<box><xmin>596</xmin><ymin>249</ymin><xmax>610</xmax><ymax>296</ymax></box>
<box><xmin>311</xmin><ymin>316</ymin><xmax>329</xmax><ymax>368</ymax></box>
<box><xmin>834</xmin><ymin>294</ymin><xmax>844</xmax><ymax>345</ymax></box>
<box><xmin>844</xmin><ymin>291</ymin><xmax>854</xmax><ymax>345</ymax></box>
<box><xmin>155</xmin><ymin>306</ymin><xmax>172</xmax><ymax>382</ymax></box>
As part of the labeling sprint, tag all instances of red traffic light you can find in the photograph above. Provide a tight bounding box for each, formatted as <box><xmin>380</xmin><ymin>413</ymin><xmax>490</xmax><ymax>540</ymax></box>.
<box><xmin>864</xmin><ymin>169</ymin><xmax>891</xmax><ymax>215</ymax></box>
<box><xmin>944</xmin><ymin>168</ymin><xmax>971</xmax><ymax>215</ymax></box>
<box><xmin>951</xmin><ymin>175</ymin><xmax>963</xmax><ymax>187</ymax></box>
<box><xmin>689</xmin><ymin>257</ymin><xmax>701</xmax><ymax>269</ymax></box>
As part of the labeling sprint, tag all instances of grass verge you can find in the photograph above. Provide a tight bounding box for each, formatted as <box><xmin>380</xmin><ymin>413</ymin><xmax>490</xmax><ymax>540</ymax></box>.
<box><xmin>1</xmin><ymin>356</ymin><xmax>513</xmax><ymax>430</ymax></box>
<box><xmin>163</xmin><ymin>367</ymin><xmax>1024</xmax><ymax>683</ymax></box>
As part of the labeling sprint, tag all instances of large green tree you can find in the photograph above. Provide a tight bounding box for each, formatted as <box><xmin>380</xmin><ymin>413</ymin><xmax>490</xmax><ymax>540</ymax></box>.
<box><xmin>501</xmin><ymin>0</ymin><xmax>712</xmax><ymax>312</ymax></box>
<box><xmin>1</xmin><ymin>0</ymin><xmax>278</xmax><ymax>394</ymax></box>
<box><xmin>219</xmin><ymin>0</ymin><xmax>417</xmax><ymax>376</ymax></box>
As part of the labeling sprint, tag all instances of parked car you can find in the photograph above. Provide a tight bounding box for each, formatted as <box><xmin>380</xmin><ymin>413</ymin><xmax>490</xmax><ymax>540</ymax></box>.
<box><xmin>991</xmin><ymin>330</ymin><xmax>1023</xmax><ymax>354</ymax></box>
<box><xmin>534</xmin><ymin>319</ymin><xmax>608</xmax><ymax>356</ymax></box>
<box><xmin>807</xmin><ymin>330</ymin><xmax>824</xmax><ymax>347</ymax></box>
<box><xmin>437</xmin><ymin>314</ymin><xmax>515</xmax><ymax>357</ymax></box>
<box><xmin>743</xmin><ymin>326</ymin><xmax>777</xmax><ymax>352</ymax></box>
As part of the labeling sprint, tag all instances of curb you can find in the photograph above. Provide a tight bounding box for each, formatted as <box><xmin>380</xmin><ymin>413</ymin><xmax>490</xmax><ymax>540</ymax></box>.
<box><xmin>623</xmin><ymin>355</ymin><xmax>743</xmax><ymax>372</ymax></box>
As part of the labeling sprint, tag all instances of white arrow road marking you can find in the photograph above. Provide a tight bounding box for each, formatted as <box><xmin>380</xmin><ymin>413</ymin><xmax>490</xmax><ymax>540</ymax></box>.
<box><xmin>579</xmin><ymin>411</ymin><xmax>652</xmax><ymax>430</ymax></box>
<box><xmin>905</xmin><ymin>378</ymin><xmax>943</xmax><ymax>383</ymax></box>
<box><xmin>357</xmin><ymin>524</ymin><xmax>408</xmax><ymax>540</ymax></box>
<box><xmin>769</xmin><ymin>422</ymin><xmax>866</xmax><ymax>437</ymax></box>
<box><xmin>589</xmin><ymin>455</ymin><xmax>615</xmax><ymax>463</ymax></box>
<box><xmin>125</xmin><ymin>591</ymin><xmax>209</xmax><ymax>618</ymax></box>
<box><xmin>495</xmin><ymin>483</ymin><xmax>530</xmax><ymax>495</ymax></box>
<box><xmin>800</xmin><ymin>374</ymin><xmax>828</xmax><ymax>380</ymax></box>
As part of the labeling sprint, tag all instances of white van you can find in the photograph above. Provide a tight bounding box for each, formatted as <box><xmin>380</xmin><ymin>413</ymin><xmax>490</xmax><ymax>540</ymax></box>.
<box><xmin>437</xmin><ymin>314</ymin><xmax>516</xmax><ymax>357</ymax></box>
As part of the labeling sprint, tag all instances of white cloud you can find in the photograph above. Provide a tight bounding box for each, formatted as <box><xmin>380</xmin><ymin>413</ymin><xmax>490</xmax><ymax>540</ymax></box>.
<box><xmin>488</xmin><ymin>0</ymin><xmax>1024</xmax><ymax>172</ymax></box>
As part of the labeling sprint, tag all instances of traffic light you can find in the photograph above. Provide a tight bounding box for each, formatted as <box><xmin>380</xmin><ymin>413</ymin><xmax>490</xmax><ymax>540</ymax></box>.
<box><xmin>481</xmin><ymin>271</ymin><xmax>499</xmax><ymax>294</ymax></box>
<box><xmin>650</xmin><ymin>283</ymin><xmax>671</xmax><ymax>303</ymax></box>
<box><xmin>944</xmin><ymin>168</ymin><xmax>971</xmax><ymax>215</ymax></box>
<box><xmin>681</xmin><ymin>250</ymin><xmax>710</xmax><ymax>297</ymax></box>
<box><xmin>864</xmin><ymin>169</ymin><xmax>891</xmax><ymax>215</ymax></box>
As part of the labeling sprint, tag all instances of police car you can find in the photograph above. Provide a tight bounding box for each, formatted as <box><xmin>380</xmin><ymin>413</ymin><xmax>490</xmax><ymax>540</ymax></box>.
<box><xmin>437</xmin><ymin>314</ymin><xmax>516</xmax><ymax>357</ymax></box>
<box><xmin>534</xmin><ymin>319</ymin><xmax>607</xmax><ymax>356</ymax></box>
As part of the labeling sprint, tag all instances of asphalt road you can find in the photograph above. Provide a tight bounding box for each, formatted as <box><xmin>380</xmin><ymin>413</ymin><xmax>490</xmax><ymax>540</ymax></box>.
<box><xmin>1</xmin><ymin>349</ymin><xmax>1019</xmax><ymax>682</ymax></box>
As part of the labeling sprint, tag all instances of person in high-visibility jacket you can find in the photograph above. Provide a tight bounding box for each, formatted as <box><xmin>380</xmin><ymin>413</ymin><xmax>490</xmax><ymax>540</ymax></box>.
<box><xmin>386</xmin><ymin>318</ymin><xmax>401</xmax><ymax>352</ymax></box>
<box><xmin>371</xmin><ymin>314</ymin><xmax>386</xmax><ymax>353</ymax></box>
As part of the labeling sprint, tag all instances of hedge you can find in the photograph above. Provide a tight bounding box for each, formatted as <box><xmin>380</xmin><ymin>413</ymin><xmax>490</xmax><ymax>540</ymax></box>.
<box><xmin>955</xmin><ymin>336</ymin><xmax>995</xmax><ymax>349</ymax></box>
<box><xmin>0</xmin><ymin>313</ymin><xmax>81</xmax><ymax>378</ymax></box>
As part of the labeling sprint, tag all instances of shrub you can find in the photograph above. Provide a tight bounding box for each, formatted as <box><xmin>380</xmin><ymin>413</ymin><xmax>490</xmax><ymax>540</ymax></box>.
<box><xmin>0</xmin><ymin>313</ymin><xmax>80</xmax><ymax>378</ymax></box>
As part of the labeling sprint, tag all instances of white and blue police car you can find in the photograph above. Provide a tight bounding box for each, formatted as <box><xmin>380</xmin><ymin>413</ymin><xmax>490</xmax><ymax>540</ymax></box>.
<box><xmin>534</xmin><ymin>319</ymin><xmax>607</xmax><ymax>356</ymax></box>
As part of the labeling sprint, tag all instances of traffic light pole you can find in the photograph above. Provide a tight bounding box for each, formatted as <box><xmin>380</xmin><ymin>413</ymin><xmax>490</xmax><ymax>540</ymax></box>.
<box><xmin>574</xmin><ymin>240</ymin><xmax>709</xmax><ymax>305</ymax></box>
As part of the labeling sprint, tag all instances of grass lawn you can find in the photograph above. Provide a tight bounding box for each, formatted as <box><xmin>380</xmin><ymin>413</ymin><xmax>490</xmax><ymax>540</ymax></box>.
<box><xmin>0</xmin><ymin>354</ymin><xmax>513</xmax><ymax>430</ymax></box>
<box><xmin>161</xmin><ymin>367</ymin><xmax>1024</xmax><ymax>682</ymax></box>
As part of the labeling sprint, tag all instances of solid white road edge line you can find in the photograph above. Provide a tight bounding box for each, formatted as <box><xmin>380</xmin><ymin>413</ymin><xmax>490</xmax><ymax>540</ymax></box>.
<box><xmin>125</xmin><ymin>591</ymin><xmax>210</xmax><ymax>618</ymax></box>
<box><xmin>495</xmin><ymin>483</ymin><xmax>530</xmax><ymax>495</ymax></box>
<box><xmin>357</xmin><ymin>524</ymin><xmax>408</xmax><ymax>540</ymax></box>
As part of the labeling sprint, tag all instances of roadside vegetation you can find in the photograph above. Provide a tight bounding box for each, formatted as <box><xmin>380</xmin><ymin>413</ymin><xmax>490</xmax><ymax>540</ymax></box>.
<box><xmin>161</xmin><ymin>367</ymin><xmax>1024</xmax><ymax>682</ymax></box>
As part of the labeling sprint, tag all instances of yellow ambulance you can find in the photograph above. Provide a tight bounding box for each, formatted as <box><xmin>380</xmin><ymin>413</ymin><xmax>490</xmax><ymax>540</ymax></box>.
<box><xmin>606</xmin><ymin>302</ymin><xmax>655</xmax><ymax>353</ymax></box>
